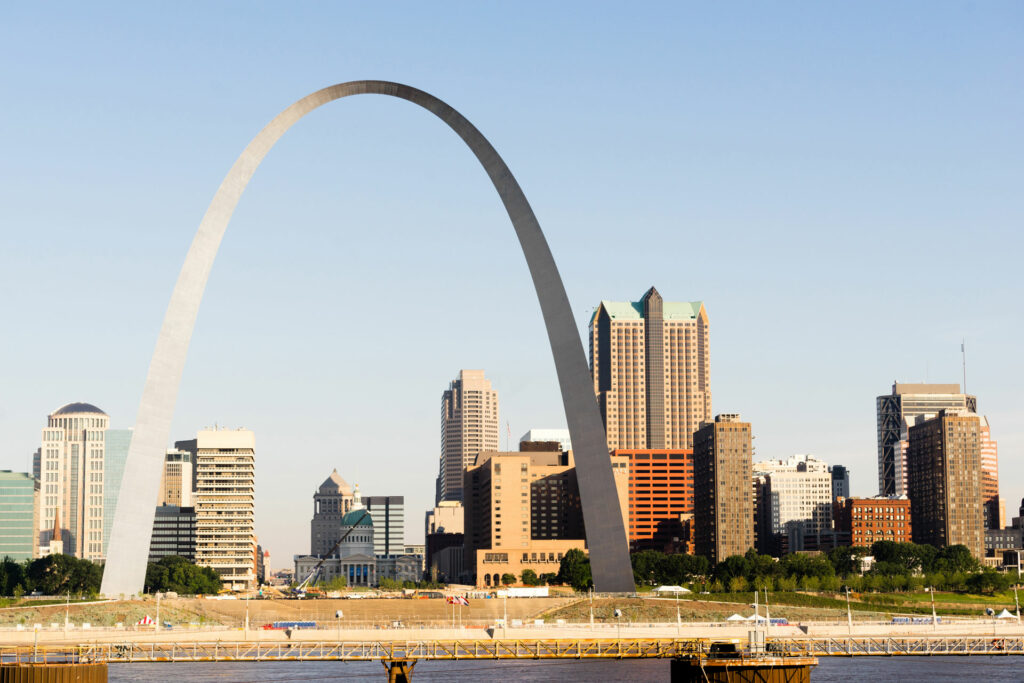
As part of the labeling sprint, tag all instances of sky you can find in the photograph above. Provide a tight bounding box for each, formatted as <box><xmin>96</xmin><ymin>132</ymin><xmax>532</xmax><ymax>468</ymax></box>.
<box><xmin>1</xmin><ymin>3</ymin><xmax>1021</xmax><ymax>564</ymax></box>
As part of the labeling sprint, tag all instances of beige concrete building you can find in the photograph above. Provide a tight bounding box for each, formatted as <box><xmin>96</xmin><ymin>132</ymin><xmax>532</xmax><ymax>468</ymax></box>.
<box><xmin>437</xmin><ymin>370</ymin><xmax>499</xmax><ymax>503</ymax></box>
<box><xmin>181</xmin><ymin>428</ymin><xmax>256</xmax><ymax>590</ymax></box>
<box><xmin>463</xmin><ymin>447</ymin><xmax>628</xmax><ymax>587</ymax></box>
<box><xmin>694</xmin><ymin>414</ymin><xmax>754</xmax><ymax>563</ymax></box>
<box><xmin>310</xmin><ymin>470</ymin><xmax>354</xmax><ymax>557</ymax></box>
<box><xmin>752</xmin><ymin>454</ymin><xmax>834</xmax><ymax>553</ymax></box>
<box><xmin>589</xmin><ymin>287</ymin><xmax>710</xmax><ymax>451</ymax></box>
<box><xmin>37</xmin><ymin>403</ymin><xmax>111</xmax><ymax>560</ymax></box>
<box><xmin>158</xmin><ymin>449</ymin><xmax>194</xmax><ymax>507</ymax></box>
<box><xmin>907</xmin><ymin>410</ymin><xmax>984</xmax><ymax>559</ymax></box>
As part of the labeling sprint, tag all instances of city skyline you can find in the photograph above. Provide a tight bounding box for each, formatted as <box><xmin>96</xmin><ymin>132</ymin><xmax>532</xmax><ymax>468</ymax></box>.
<box><xmin>1</xmin><ymin>4</ymin><xmax>1021</xmax><ymax>565</ymax></box>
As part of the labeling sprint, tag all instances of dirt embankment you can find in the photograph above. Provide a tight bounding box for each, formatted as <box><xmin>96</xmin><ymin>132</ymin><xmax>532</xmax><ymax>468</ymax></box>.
<box><xmin>0</xmin><ymin>597</ymin><xmax>575</xmax><ymax>629</ymax></box>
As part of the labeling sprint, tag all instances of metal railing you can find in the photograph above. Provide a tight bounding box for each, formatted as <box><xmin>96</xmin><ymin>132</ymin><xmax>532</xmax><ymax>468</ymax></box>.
<box><xmin>0</xmin><ymin>636</ymin><xmax>1021</xmax><ymax>664</ymax></box>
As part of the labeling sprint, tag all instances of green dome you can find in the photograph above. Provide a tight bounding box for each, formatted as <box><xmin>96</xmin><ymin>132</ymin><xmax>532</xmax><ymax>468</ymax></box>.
<box><xmin>341</xmin><ymin>508</ymin><xmax>373</xmax><ymax>526</ymax></box>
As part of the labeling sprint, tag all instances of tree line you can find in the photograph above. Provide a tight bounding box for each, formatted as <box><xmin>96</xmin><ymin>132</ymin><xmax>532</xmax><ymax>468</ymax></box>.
<box><xmin>547</xmin><ymin>542</ymin><xmax>1018</xmax><ymax>594</ymax></box>
<box><xmin>0</xmin><ymin>554</ymin><xmax>222</xmax><ymax>597</ymax></box>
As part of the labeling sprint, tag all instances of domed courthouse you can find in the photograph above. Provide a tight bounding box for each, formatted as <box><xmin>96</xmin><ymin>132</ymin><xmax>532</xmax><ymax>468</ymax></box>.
<box><xmin>294</xmin><ymin>472</ymin><xmax>421</xmax><ymax>587</ymax></box>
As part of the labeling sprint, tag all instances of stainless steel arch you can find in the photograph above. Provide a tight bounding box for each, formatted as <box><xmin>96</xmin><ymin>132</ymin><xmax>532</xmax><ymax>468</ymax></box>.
<box><xmin>100</xmin><ymin>81</ymin><xmax>633</xmax><ymax>596</ymax></box>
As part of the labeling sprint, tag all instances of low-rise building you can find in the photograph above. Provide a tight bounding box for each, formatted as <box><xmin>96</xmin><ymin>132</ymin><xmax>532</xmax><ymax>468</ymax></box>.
<box><xmin>833</xmin><ymin>496</ymin><xmax>912</xmax><ymax>547</ymax></box>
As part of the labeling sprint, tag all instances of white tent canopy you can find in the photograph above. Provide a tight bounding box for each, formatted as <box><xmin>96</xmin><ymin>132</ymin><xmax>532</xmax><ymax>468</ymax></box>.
<box><xmin>654</xmin><ymin>585</ymin><xmax>691</xmax><ymax>594</ymax></box>
<box><xmin>996</xmin><ymin>609</ymin><xmax>1016</xmax><ymax>619</ymax></box>
<box><xmin>726</xmin><ymin>613</ymin><xmax>747</xmax><ymax>621</ymax></box>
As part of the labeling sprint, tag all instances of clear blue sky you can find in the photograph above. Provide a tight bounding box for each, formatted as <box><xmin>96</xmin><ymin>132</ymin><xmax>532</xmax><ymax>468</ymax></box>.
<box><xmin>1</xmin><ymin>3</ymin><xmax>1021</xmax><ymax>562</ymax></box>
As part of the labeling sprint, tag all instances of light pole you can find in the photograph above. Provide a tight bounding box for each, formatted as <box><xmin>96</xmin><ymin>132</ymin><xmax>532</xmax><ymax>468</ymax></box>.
<box><xmin>156</xmin><ymin>592</ymin><xmax>161</xmax><ymax>633</ymax></box>
<box><xmin>336</xmin><ymin>609</ymin><xmax>343</xmax><ymax>641</ymax></box>
<box><xmin>64</xmin><ymin>592</ymin><xmax>70</xmax><ymax>638</ymax></box>
<box><xmin>1013</xmin><ymin>583</ymin><xmax>1020</xmax><ymax>624</ymax></box>
<box><xmin>503</xmin><ymin>593</ymin><xmax>508</xmax><ymax>638</ymax></box>
<box><xmin>243</xmin><ymin>594</ymin><xmax>249</xmax><ymax>639</ymax></box>
<box><xmin>589</xmin><ymin>587</ymin><xmax>594</xmax><ymax>629</ymax></box>
<box><xmin>675</xmin><ymin>589</ymin><xmax>681</xmax><ymax>635</ymax></box>
<box><xmin>844</xmin><ymin>586</ymin><xmax>853</xmax><ymax>635</ymax></box>
<box><xmin>929</xmin><ymin>586</ymin><xmax>937</xmax><ymax>630</ymax></box>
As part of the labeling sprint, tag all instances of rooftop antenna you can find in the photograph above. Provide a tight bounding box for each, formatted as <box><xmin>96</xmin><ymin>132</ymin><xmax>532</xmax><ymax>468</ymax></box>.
<box><xmin>961</xmin><ymin>339</ymin><xmax>967</xmax><ymax>394</ymax></box>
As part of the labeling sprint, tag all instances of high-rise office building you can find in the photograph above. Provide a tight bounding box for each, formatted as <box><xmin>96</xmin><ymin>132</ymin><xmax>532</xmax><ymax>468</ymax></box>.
<box><xmin>693</xmin><ymin>414</ymin><xmax>753</xmax><ymax>563</ymax></box>
<box><xmin>877</xmin><ymin>383</ymin><xmax>976</xmax><ymax>497</ymax></box>
<box><xmin>616</xmin><ymin>449</ymin><xmax>694</xmax><ymax>553</ymax></box>
<box><xmin>979</xmin><ymin>417</ymin><xmax>1002</xmax><ymax>529</ymax></box>
<box><xmin>102</xmin><ymin>428</ymin><xmax>132</xmax><ymax>557</ymax></box>
<box><xmin>159</xmin><ymin>449</ymin><xmax>194</xmax><ymax>507</ymax></box>
<box><xmin>752</xmin><ymin>455</ymin><xmax>834</xmax><ymax>553</ymax></box>
<box><xmin>463</xmin><ymin>446</ymin><xmax>628</xmax><ymax>587</ymax></box>
<box><xmin>364</xmin><ymin>495</ymin><xmax>405</xmax><ymax>557</ymax></box>
<box><xmin>310</xmin><ymin>470</ymin><xmax>354</xmax><ymax>557</ymax></box>
<box><xmin>589</xmin><ymin>287</ymin><xmax>710</xmax><ymax>450</ymax></box>
<box><xmin>906</xmin><ymin>410</ymin><xmax>984</xmax><ymax>559</ymax></box>
<box><xmin>0</xmin><ymin>471</ymin><xmax>38</xmax><ymax>561</ymax></box>
<box><xmin>179</xmin><ymin>428</ymin><xmax>256</xmax><ymax>590</ymax></box>
<box><xmin>37</xmin><ymin>402</ymin><xmax>111</xmax><ymax>560</ymax></box>
<box><xmin>437</xmin><ymin>370</ymin><xmax>499</xmax><ymax>503</ymax></box>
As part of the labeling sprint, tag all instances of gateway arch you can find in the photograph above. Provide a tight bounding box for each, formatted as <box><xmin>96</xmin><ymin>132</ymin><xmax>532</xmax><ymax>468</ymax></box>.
<box><xmin>101</xmin><ymin>81</ymin><xmax>634</xmax><ymax>596</ymax></box>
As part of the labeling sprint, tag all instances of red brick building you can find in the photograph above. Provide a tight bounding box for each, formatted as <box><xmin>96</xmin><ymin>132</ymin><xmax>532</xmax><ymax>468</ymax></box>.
<box><xmin>834</xmin><ymin>497</ymin><xmax>912</xmax><ymax>548</ymax></box>
<box><xmin>617</xmin><ymin>449</ymin><xmax>694</xmax><ymax>553</ymax></box>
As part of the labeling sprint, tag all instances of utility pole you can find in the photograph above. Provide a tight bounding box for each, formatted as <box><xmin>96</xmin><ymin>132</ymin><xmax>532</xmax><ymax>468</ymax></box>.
<box><xmin>155</xmin><ymin>592</ymin><xmax>161</xmax><ymax>633</ymax></box>
<box><xmin>930</xmin><ymin>586</ymin><xmax>937</xmax><ymax>630</ymax></box>
<box><xmin>64</xmin><ymin>592</ymin><xmax>69</xmax><ymax>637</ymax></box>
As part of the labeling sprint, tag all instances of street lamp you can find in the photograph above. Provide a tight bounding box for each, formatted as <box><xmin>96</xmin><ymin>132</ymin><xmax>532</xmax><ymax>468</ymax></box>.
<box><xmin>336</xmin><ymin>610</ymin><xmax>343</xmax><ymax>642</ymax></box>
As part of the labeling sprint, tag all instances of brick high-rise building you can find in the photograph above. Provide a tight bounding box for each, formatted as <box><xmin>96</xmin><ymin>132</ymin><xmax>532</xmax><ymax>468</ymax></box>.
<box><xmin>693</xmin><ymin>414</ymin><xmax>753</xmax><ymax>563</ymax></box>
<box><xmin>437</xmin><ymin>370</ymin><xmax>499</xmax><ymax>503</ymax></box>
<box><xmin>616</xmin><ymin>449</ymin><xmax>693</xmax><ymax>553</ymax></box>
<box><xmin>876</xmin><ymin>383</ymin><xmax>976</xmax><ymax>497</ymax></box>
<box><xmin>834</xmin><ymin>496</ymin><xmax>912</xmax><ymax>548</ymax></box>
<box><xmin>906</xmin><ymin>410</ymin><xmax>984</xmax><ymax>559</ymax></box>
<box><xmin>589</xmin><ymin>287</ymin><xmax>710</xmax><ymax>451</ymax></box>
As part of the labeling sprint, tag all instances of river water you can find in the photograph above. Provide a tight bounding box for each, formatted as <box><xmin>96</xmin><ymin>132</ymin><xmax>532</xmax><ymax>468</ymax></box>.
<box><xmin>107</xmin><ymin>656</ymin><xmax>1024</xmax><ymax>681</ymax></box>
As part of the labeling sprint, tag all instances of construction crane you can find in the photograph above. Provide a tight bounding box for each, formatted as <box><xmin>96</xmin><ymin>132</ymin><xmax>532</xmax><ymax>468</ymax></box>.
<box><xmin>293</xmin><ymin>508</ymin><xmax>372</xmax><ymax>596</ymax></box>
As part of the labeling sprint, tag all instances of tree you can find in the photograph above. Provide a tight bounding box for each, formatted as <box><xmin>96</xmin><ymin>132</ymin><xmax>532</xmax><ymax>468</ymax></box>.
<box><xmin>501</xmin><ymin>573</ymin><xmax>516</xmax><ymax>586</ymax></box>
<box><xmin>520</xmin><ymin>569</ymin><xmax>540</xmax><ymax>586</ymax></box>
<box><xmin>966</xmin><ymin>569</ymin><xmax>1010</xmax><ymax>595</ymax></box>
<box><xmin>0</xmin><ymin>557</ymin><xmax>25</xmax><ymax>596</ymax></box>
<box><xmin>538</xmin><ymin>573</ymin><xmax>557</xmax><ymax>586</ymax></box>
<box><xmin>712</xmin><ymin>555</ymin><xmax>751</xmax><ymax>584</ymax></box>
<box><xmin>557</xmin><ymin>549</ymin><xmax>593</xmax><ymax>592</ymax></box>
<box><xmin>630</xmin><ymin>550</ymin><xmax>664</xmax><ymax>586</ymax></box>
<box><xmin>144</xmin><ymin>556</ymin><xmax>221</xmax><ymax>595</ymax></box>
